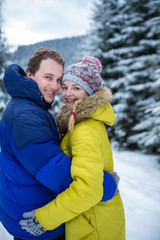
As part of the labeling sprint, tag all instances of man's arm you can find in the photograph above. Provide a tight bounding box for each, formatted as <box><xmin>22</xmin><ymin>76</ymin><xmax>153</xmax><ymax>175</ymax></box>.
<box><xmin>10</xmin><ymin>110</ymin><xmax>72</xmax><ymax>194</ymax></box>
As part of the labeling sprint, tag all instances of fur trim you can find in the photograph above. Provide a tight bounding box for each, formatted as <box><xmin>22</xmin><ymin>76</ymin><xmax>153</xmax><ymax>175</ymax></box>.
<box><xmin>55</xmin><ymin>86</ymin><xmax>112</xmax><ymax>135</ymax></box>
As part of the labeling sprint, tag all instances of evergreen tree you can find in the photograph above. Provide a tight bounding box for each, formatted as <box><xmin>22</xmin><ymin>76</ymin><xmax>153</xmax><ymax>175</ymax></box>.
<box><xmin>90</xmin><ymin>0</ymin><xmax>160</xmax><ymax>153</ymax></box>
<box><xmin>90</xmin><ymin>0</ymin><xmax>126</xmax><ymax>146</ymax></box>
<box><xmin>90</xmin><ymin>0</ymin><xmax>122</xmax><ymax>63</ymax></box>
<box><xmin>118</xmin><ymin>0</ymin><xmax>160</xmax><ymax>153</ymax></box>
<box><xmin>90</xmin><ymin>0</ymin><xmax>133</xmax><ymax>148</ymax></box>
<box><xmin>128</xmin><ymin>68</ymin><xmax>160</xmax><ymax>153</ymax></box>
<box><xmin>0</xmin><ymin>0</ymin><xmax>9</xmax><ymax>120</ymax></box>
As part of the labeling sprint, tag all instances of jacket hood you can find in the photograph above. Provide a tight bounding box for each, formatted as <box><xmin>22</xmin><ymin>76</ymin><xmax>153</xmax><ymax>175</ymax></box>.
<box><xmin>56</xmin><ymin>86</ymin><xmax>115</xmax><ymax>135</ymax></box>
<box><xmin>4</xmin><ymin>64</ymin><xmax>52</xmax><ymax>110</ymax></box>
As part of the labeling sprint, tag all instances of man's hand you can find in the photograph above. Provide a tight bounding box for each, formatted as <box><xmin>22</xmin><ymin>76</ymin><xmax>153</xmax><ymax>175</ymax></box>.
<box><xmin>110</xmin><ymin>172</ymin><xmax>120</xmax><ymax>195</ymax></box>
<box><xmin>19</xmin><ymin>210</ymin><xmax>47</xmax><ymax>236</ymax></box>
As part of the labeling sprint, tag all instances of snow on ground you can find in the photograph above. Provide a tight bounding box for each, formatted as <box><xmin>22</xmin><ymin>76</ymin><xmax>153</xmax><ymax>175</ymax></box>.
<box><xmin>0</xmin><ymin>150</ymin><xmax>160</xmax><ymax>240</ymax></box>
<box><xmin>113</xmin><ymin>150</ymin><xmax>160</xmax><ymax>240</ymax></box>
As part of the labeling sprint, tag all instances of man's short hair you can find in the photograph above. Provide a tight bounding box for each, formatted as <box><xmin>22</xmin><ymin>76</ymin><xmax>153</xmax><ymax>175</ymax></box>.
<box><xmin>26</xmin><ymin>48</ymin><xmax>65</xmax><ymax>75</ymax></box>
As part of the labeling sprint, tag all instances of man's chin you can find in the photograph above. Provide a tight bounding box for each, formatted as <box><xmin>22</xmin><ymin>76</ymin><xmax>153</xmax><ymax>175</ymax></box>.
<box><xmin>44</xmin><ymin>97</ymin><xmax>54</xmax><ymax>104</ymax></box>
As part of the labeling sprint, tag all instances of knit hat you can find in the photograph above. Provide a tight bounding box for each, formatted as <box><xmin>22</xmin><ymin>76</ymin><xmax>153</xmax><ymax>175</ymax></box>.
<box><xmin>62</xmin><ymin>56</ymin><xmax>102</xmax><ymax>95</ymax></box>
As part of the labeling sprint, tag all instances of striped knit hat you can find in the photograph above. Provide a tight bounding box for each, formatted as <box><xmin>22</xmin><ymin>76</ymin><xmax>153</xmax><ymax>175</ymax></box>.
<box><xmin>62</xmin><ymin>56</ymin><xmax>102</xmax><ymax>95</ymax></box>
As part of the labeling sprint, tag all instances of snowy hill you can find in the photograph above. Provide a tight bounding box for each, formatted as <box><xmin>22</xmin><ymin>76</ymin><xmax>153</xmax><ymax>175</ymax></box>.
<box><xmin>0</xmin><ymin>149</ymin><xmax>160</xmax><ymax>240</ymax></box>
<box><xmin>7</xmin><ymin>35</ymin><xmax>88</xmax><ymax>70</ymax></box>
<box><xmin>5</xmin><ymin>35</ymin><xmax>90</xmax><ymax>115</ymax></box>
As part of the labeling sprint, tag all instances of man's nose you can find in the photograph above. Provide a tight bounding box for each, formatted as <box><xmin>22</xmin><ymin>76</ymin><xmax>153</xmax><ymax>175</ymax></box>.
<box><xmin>50</xmin><ymin>80</ymin><xmax>59</xmax><ymax>89</ymax></box>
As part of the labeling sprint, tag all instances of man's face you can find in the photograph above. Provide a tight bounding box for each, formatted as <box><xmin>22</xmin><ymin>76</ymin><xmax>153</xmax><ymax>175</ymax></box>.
<box><xmin>27</xmin><ymin>58</ymin><xmax>63</xmax><ymax>103</ymax></box>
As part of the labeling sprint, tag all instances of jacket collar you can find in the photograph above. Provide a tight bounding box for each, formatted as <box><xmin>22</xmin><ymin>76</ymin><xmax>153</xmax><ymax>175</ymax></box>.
<box><xmin>4</xmin><ymin>64</ymin><xmax>52</xmax><ymax>110</ymax></box>
<box><xmin>56</xmin><ymin>86</ymin><xmax>115</xmax><ymax>135</ymax></box>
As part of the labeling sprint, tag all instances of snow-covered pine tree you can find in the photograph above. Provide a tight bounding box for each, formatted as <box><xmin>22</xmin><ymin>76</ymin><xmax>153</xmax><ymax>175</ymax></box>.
<box><xmin>0</xmin><ymin>0</ymin><xmax>9</xmax><ymax>120</ymax></box>
<box><xmin>118</xmin><ymin>0</ymin><xmax>160</xmax><ymax>153</ymax></box>
<box><xmin>90</xmin><ymin>0</ymin><xmax>160</xmax><ymax>153</ymax></box>
<box><xmin>128</xmin><ymin>68</ymin><xmax>160</xmax><ymax>153</ymax></box>
<box><xmin>89</xmin><ymin>0</ymin><xmax>127</xmax><ymax>145</ymax></box>
<box><xmin>90</xmin><ymin>0</ymin><xmax>122</xmax><ymax>64</ymax></box>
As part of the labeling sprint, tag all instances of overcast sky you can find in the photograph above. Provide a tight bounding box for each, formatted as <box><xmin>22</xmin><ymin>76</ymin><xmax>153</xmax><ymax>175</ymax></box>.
<box><xmin>2</xmin><ymin>0</ymin><xmax>97</xmax><ymax>47</ymax></box>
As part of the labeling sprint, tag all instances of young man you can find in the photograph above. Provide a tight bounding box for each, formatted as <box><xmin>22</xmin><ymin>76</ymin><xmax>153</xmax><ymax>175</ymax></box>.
<box><xmin>0</xmin><ymin>48</ymin><xmax>118</xmax><ymax>240</ymax></box>
<box><xmin>0</xmin><ymin>48</ymin><xmax>71</xmax><ymax>240</ymax></box>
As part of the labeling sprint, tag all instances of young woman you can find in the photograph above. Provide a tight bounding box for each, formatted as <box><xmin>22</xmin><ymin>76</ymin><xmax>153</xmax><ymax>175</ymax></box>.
<box><xmin>20</xmin><ymin>56</ymin><xmax>125</xmax><ymax>240</ymax></box>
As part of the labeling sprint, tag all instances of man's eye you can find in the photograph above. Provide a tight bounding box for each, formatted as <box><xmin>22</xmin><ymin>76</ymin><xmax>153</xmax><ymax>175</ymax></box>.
<box><xmin>46</xmin><ymin>76</ymin><xmax>51</xmax><ymax>80</ymax></box>
<box><xmin>57</xmin><ymin>78</ymin><xmax>62</xmax><ymax>83</ymax></box>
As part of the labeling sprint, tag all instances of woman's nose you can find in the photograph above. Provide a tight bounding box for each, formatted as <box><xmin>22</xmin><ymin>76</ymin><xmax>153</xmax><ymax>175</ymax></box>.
<box><xmin>66</xmin><ymin>88</ymin><xmax>72</xmax><ymax>95</ymax></box>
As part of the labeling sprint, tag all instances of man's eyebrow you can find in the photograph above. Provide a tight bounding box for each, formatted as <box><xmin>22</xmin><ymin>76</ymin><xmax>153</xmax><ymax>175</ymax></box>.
<box><xmin>44</xmin><ymin>73</ymin><xmax>54</xmax><ymax>76</ymax></box>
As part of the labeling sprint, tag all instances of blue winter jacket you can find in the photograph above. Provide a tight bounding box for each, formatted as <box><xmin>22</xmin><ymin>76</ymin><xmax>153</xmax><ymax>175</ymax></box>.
<box><xmin>0</xmin><ymin>64</ymin><xmax>116</xmax><ymax>239</ymax></box>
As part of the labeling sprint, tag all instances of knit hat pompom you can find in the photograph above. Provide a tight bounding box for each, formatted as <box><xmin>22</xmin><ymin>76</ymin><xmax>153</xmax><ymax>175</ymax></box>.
<box><xmin>82</xmin><ymin>56</ymin><xmax>102</xmax><ymax>74</ymax></box>
<box><xmin>62</xmin><ymin>56</ymin><xmax>103</xmax><ymax>95</ymax></box>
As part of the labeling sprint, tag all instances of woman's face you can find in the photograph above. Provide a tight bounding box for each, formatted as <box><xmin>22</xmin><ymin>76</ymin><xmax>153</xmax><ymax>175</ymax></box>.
<box><xmin>61</xmin><ymin>80</ymin><xmax>89</xmax><ymax>106</ymax></box>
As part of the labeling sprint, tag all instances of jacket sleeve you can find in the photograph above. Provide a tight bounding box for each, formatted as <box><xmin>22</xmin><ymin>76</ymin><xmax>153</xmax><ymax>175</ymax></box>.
<box><xmin>35</xmin><ymin>124</ymin><xmax>107</xmax><ymax>230</ymax></box>
<box><xmin>11</xmin><ymin>111</ymin><xmax>72</xmax><ymax>194</ymax></box>
<box><xmin>102</xmin><ymin>170</ymin><xmax>116</xmax><ymax>201</ymax></box>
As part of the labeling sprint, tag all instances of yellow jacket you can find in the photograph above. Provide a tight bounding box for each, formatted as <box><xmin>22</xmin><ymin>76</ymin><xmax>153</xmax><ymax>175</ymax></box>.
<box><xmin>36</xmin><ymin>86</ymin><xmax>125</xmax><ymax>240</ymax></box>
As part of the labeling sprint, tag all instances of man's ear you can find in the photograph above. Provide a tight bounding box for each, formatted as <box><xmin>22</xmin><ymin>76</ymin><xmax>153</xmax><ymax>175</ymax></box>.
<box><xmin>26</xmin><ymin>70</ymin><xmax>32</xmax><ymax>78</ymax></box>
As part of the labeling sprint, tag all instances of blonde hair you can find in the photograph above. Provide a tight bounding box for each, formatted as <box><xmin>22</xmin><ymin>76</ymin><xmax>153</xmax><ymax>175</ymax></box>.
<box><xmin>68</xmin><ymin>99</ymin><xmax>81</xmax><ymax>133</ymax></box>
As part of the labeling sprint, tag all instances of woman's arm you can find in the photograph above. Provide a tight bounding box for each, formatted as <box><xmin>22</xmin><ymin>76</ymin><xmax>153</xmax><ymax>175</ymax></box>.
<box><xmin>35</xmin><ymin>123</ymin><xmax>105</xmax><ymax>230</ymax></box>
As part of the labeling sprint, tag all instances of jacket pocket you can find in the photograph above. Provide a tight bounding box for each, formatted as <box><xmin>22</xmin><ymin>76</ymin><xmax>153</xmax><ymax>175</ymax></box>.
<box><xmin>65</xmin><ymin>212</ymin><xmax>94</xmax><ymax>240</ymax></box>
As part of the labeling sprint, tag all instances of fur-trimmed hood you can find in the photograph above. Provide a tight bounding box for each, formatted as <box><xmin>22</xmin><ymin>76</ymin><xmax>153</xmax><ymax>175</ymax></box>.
<box><xmin>56</xmin><ymin>86</ymin><xmax>115</xmax><ymax>135</ymax></box>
